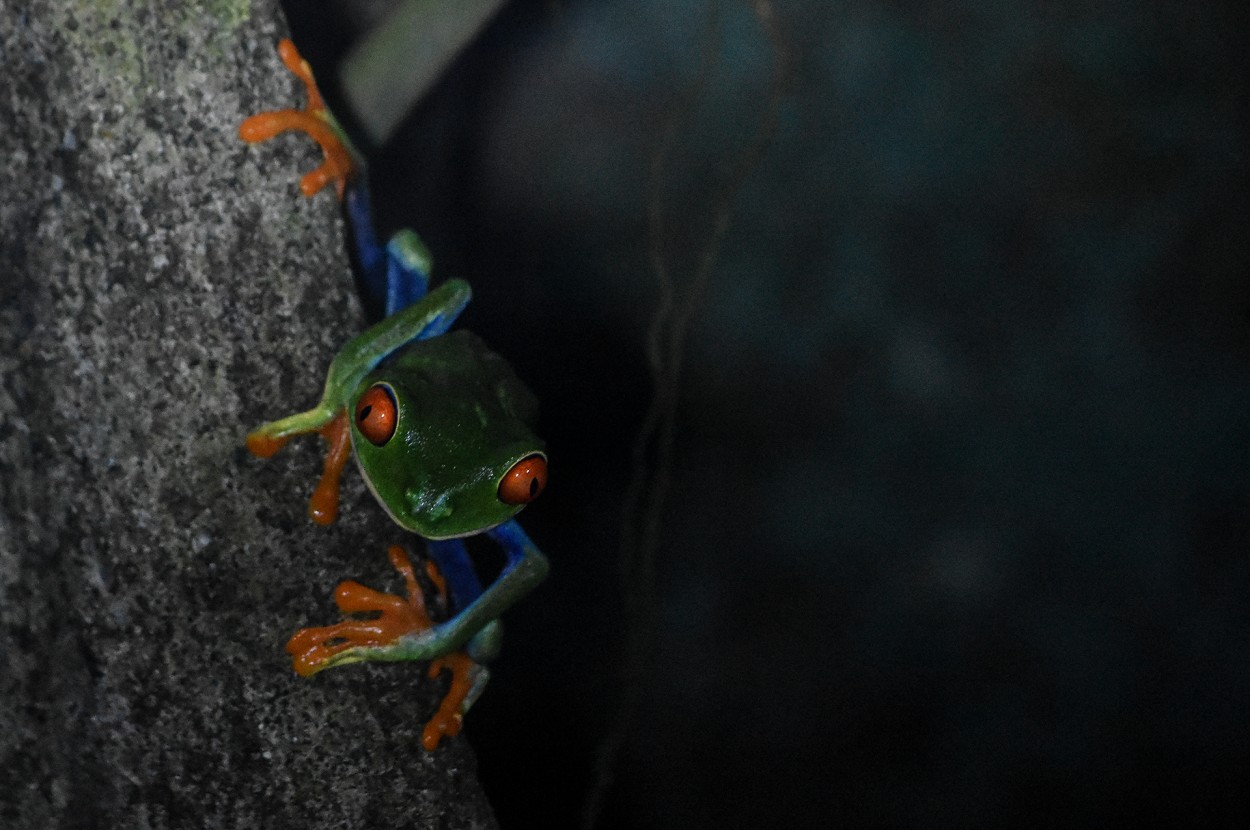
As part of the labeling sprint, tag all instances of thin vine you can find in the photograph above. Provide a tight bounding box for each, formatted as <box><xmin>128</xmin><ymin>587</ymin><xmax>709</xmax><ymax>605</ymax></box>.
<box><xmin>581</xmin><ymin>2</ymin><xmax>790</xmax><ymax>825</ymax></box>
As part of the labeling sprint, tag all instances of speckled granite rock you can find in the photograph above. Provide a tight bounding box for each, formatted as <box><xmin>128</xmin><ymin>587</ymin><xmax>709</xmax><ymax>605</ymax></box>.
<box><xmin>0</xmin><ymin>2</ymin><xmax>496</xmax><ymax>826</ymax></box>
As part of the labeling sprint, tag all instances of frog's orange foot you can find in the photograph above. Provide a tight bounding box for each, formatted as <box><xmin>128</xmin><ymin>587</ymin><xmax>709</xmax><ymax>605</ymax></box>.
<box><xmin>284</xmin><ymin>580</ymin><xmax>423</xmax><ymax>676</ymax></box>
<box><xmin>307</xmin><ymin>413</ymin><xmax>350</xmax><ymax>526</ymax></box>
<box><xmin>422</xmin><ymin>651</ymin><xmax>480</xmax><ymax>751</ymax></box>
<box><xmin>245</xmin><ymin>410</ymin><xmax>351</xmax><ymax>527</ymax></box>
<box><xmin>285</xmin><ymin>544</ymin><xmax>437</xmax><ymax>676</ymax></box>
<box><xmin>284</xmin><ymin>545</ymin><xmax>481</xmax><ymax>751</ymax></box>
<box><xmin>240</xmin><ymin>38</ymin><xmax>356</xmax><ymax>199</ymax></box>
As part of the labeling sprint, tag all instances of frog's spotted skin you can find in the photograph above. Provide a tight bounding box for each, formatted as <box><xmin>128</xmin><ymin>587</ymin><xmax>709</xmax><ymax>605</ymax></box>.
<box><xmin>241</xmin><ymin>39</ymin><xmax>549</xmax><ymax>751</ymax></box>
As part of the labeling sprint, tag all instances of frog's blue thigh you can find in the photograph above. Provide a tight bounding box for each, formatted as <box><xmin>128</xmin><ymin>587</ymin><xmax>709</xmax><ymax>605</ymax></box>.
<box><xmin>345</xmin><ymin>180</ymin><xmax>387</xmax><ymax>295</ymax></box>
<box><xmin>384</xmin><ymin>229</ymin><xmax>433</xmax><ymax>316</ymax></box>
<box><xmin>344</xmin><ymin>180</ymin><xmax>432</xmax><ymax>316</ymax></box>
<box><xmin>426</xmin><ymin>537</ymin><xmax>483</xmax><ymax>609</ymax></box>
<box><xmin>426</xmin><ymin>537</ymin><xmax>503</xmax><ymax>664</ymax></box>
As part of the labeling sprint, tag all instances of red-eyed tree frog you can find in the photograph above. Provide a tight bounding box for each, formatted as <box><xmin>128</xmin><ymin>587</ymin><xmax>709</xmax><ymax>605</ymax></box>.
<box><xmin>239</xmin><ymin>40</ymin><xmax>549</xmax><ymax>751</ymax></box>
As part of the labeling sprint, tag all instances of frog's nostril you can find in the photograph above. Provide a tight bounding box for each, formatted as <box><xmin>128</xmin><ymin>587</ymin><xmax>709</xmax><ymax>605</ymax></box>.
<box><xmin>409</xmin><ymin>489</ymin><xmax>453</xmax><ymax>521</ymax></box>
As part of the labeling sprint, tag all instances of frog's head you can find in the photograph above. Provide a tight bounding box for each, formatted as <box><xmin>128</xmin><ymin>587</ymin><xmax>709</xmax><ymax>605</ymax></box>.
<box><xmin>347</xmin><ymin>333</ymin><xmax>546</xmax><ymax>540</ymax></box>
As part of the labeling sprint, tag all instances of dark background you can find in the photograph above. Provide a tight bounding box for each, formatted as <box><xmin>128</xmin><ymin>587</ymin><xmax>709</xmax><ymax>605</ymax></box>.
<box><xmin>285</xmin><ymin>1</ymin><xmax>1249</xmax><ymax>826</ymax></box>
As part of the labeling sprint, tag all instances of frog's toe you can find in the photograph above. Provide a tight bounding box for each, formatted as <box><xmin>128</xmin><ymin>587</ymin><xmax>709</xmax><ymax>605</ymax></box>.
<box><xmin>285</xmin><ymin>546</ymin><xmax>442</xmax><ymax>677</ymax></box>
<box><xmin>240</xmin><ymin>38</ymin><xmax>357</xmax><ymax>199</ymax></box>
<box><xmin>421</xmin><ymin>652</ymin><xmax>489</xmax><ymax>751</ymax></box>
<box><xmin>285</xmin><ymin>617</ymin><xmax>377</xmax><ymax>677</ymax></box>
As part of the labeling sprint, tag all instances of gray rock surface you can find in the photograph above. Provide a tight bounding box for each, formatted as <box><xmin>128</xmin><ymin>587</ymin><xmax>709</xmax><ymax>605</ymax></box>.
<box><xmin>0</xmin><ymin>1</ymin><xmax>497</xmax><ymax>826</ymax></box>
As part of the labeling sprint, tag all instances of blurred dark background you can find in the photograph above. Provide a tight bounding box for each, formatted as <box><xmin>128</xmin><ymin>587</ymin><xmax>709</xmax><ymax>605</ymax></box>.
<box><xmin>283</xmin><ymin>0</ymin><xmax>1250</xmax><ymax>826</ymax></box>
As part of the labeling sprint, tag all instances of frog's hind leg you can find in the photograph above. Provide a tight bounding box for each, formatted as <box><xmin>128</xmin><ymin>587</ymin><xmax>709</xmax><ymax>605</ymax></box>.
<box><xmin>385</xmin><ymin>230</ymin><xmax>434</xmax><ymax>317</ymax></box>
<box><xmin>345</xmin><ymin>179</ymin><xmax>434</xmax><ymax>320</ymax></box>
<box><xmin>239</xmin><ymin>39</ymin><xmax>356</xmax><ymax>199</ymax></box>
<box><xmin>425</xmin><ymin>538</ymin><xmax>483</xmax><ymax>611</ymax></box>
<box><xmin>426</xmin><ymin>541</ymin><xmax>506</xmax><ymax>663</ymax></box>
<box><xmin>241</xmin><ymin>38</ymin><xmax>431</xmax><ymax>322</ymax></box>
<box><xmin>420</xmin><ymin>539</ymin><xmax>502</xmax><ymax>746</ymax></box>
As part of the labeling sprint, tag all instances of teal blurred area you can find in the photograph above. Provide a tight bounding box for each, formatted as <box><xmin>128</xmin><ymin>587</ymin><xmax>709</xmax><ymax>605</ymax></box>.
<box><xmin>286</xmin><ymin>0</ymin><xmax>1250</xmax><ymax>825</ymax></box>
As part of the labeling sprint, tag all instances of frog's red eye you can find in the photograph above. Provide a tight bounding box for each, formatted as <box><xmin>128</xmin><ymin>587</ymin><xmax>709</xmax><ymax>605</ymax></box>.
<box><xmin>498</xmin><ymin>454</ymin><xmax>547</xmax><ymax>505</ymax></box>
<box><xmin>355</xmin><ymin>384</ymin><xmax>397</xmax><ymax>446</ymax></box>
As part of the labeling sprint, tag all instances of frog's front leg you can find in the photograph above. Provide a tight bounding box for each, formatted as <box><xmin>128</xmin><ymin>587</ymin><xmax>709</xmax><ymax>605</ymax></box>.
<box><xmin>290</xmin><ymin>521</ymin><xmax>547</xmax><ymax>667</ymax></box>
<box><xmin>286</xmin><ymin>521</ymin><xmax>548</xmax><ymax>748</ymax></box>
<box><xmin>285</xmin><ymin>544</ymin><xmax>485</xmax><ymax>750</ymax></box>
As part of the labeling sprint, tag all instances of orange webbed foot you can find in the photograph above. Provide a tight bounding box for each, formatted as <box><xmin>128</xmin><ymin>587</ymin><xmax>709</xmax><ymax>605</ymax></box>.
<box><xmin>422</xmin><ymin>652</ymin><xmax>478</xmax><ymax>750</ymax></box>
<box><xmin>240</xmin><ymin>38</ymin><xmax>356</xmax><ymax>199</ymax></box>
<box><xmin>307</xmin><ymin>412</ymin><xmax>350</xmax><ymax>526</ymax></box>
<box><xmin>285</xmin><ymin>544</ymin><xmax>437</xmax><ymax>676</ymax></box>
<box><xmin>245</xmin><ymin>409</ymin><xmax>351</xmax><ymax>527</ymax></box>
<box><xmin>285</xmin><ymin>545</ymin><xmax>485</xmax><ymax>751</ymax></box>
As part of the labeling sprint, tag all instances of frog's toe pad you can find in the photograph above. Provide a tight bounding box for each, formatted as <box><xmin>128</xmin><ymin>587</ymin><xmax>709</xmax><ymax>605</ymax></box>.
<box><xmin>285</xmin><ymin>575</ymin><xmax>433</xmax><ymax>677</ymax></box>
<box><xmin>422</xmin><ymin>652</ymin><xmax>480</xmax><ymax>751</ymax></box>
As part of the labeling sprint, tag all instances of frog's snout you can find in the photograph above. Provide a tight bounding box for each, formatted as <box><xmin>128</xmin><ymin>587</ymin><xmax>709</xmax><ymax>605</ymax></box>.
<box><xmin>408</xmin><ymin>489</ymin><xmax>454</xmax><ymax>523</ymax></box>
